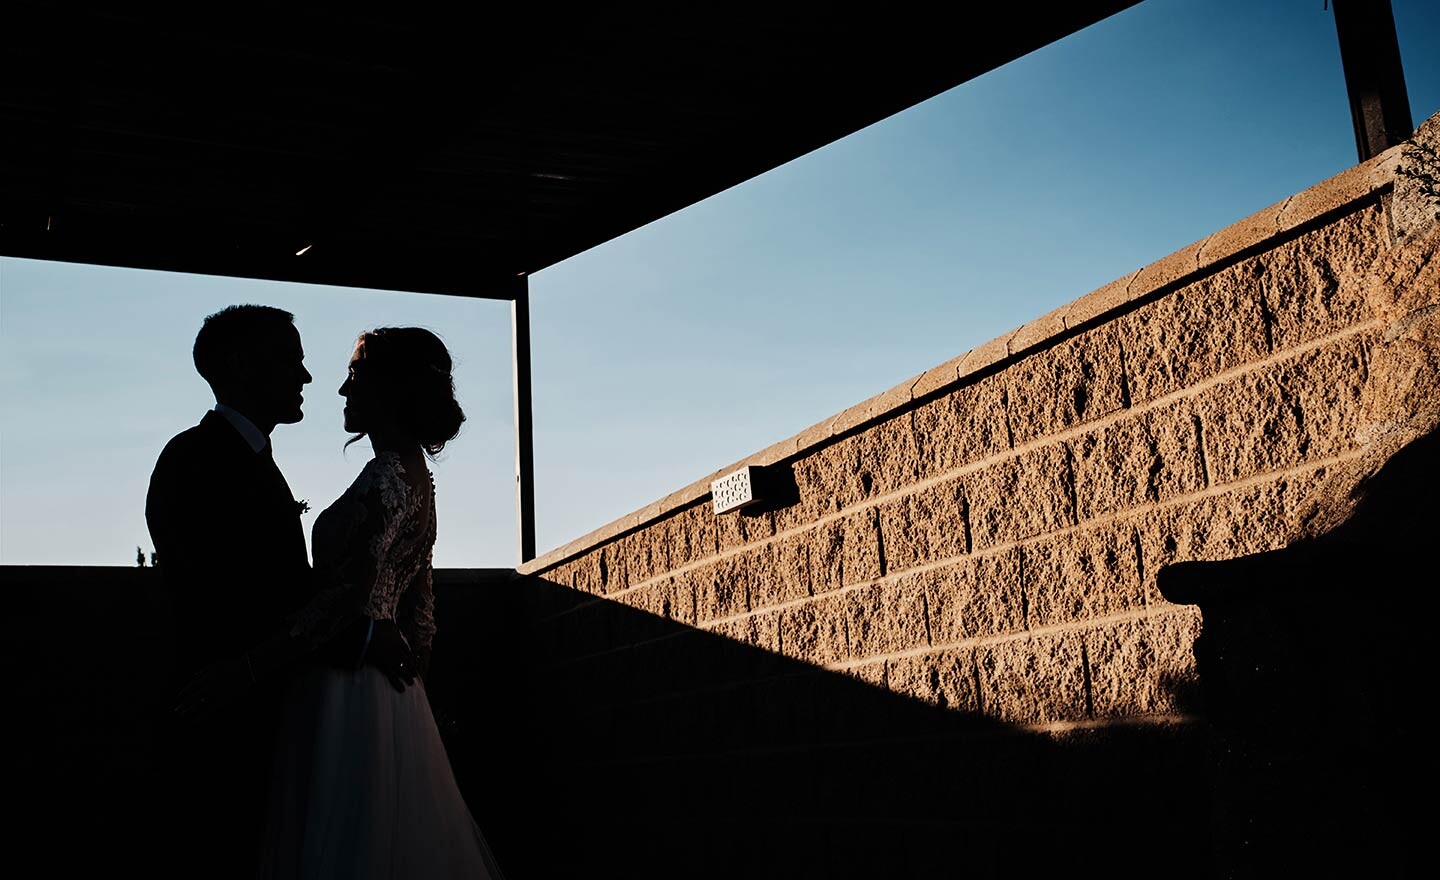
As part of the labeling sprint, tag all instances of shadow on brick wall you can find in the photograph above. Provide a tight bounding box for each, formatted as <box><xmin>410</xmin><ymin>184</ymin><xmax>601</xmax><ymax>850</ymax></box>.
<box><xmin>14</xmin><ymin>566</ymin><xmax>1209</xmax><ymax>878</ymax></box>
<box><xmin>1159</xmin><ymin>425</ymin><xmax>1440</xmax><ymax>878</ymax></box>
<box><xmin>431</xmin><ymin>576</ymin><xmax>1215</xmax><ymax>880</ymax></box>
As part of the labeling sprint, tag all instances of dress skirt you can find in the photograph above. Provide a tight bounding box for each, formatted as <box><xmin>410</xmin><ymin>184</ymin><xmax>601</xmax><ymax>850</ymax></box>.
<box><xmin>257</xmin><ymin>664</ymin><xmax>504</xmax><ymax>879</ymax></box>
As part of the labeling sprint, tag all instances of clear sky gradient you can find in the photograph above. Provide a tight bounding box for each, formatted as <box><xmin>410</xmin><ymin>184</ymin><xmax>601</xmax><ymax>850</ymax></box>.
<box><xmin>3</xmin><ymin>0</ymin><xmax>1438</xmax><ymax>567</ymax></box>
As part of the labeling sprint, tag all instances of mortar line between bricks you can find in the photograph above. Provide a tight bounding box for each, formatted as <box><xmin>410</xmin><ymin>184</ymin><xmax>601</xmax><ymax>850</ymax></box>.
<box><xmin>535</xmin><ymin>318</ymin><xmax>1379</xmax><ymax>624</ymax></box>
<box><xmin>824</xmin><ymin>604</ymin><xmax>1192</xmax><ymax>670</ymax></box>
<box><xmin>540</xmin><ymin>445</ymin><xmax>1364</xmax><ymax>639</ymax></box>
<box><xmin>542</xmin><ymin>579</ymin><xmax>1201</xmax><ymax>675</ymax></box>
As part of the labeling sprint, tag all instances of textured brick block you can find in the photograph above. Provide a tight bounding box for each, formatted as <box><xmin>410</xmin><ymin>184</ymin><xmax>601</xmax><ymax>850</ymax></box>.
<box><xmin>810</xmin><ymin>519</ymin><xmax>845</xmax><ymax>594</ymax></box>
<box><xmin>558</xmin><ymin>552</ymin><xmax>604</xmax><ymax>595</ymax></box>
<box><xmin>843</xmin><ymin>580</ymin><xmax>931</xmax><ymax>659</ymax></box>
<box><xmin>911</xmin><ymin>373</ymin><xmax>1011</xmax><ymax>480</ymax></box>
<box><xmin>1005</xmin><ymin>323</ymin><xmax>1128</xmax><ymax>445</ymax></box>
<box><xmin>717</xmin><ymin>507</ymin><xmax>777</xmax><ymax>553</ymax></box>
<box><xmin>920</xmin><ymin>549</ymin><xmax>1025</xmax><ymax>644</ymax></box>
<box><xmin>1083</xmin><ymin>618</ymin><xmax>1162</xmax><ymax>718</ymax></box>
<box><xmin>692</xmin><ymin>559</ymin><xmax>748</xmax><ymax>623</ymax></box>
<box><xmin>671</xmin><ymin>501</ymin><xmax>720</xmax><ymax>568</ymax></box>
<box><xmin>886</xmin><ymin>649</ymin><xmax>981</xmax><ymax>712</ymax></box>
<box><xmin>853</xmin><ymin>410</ymin><xmax>922</xmax><ymax>497</ymax></box>
<box><xmin>976</xmin><ymin>633</ymin><xmax>1088</xmax><ymax>724</ymax></box>
<box><xmin>967</xmin><ymin>443</ymin><xmax>1077</xmax><ymax>549</ymax></box>
<box><xmin>1070</xmin><ymin>403</ymin><xmax>1206</xmax><ymax>521</ymax></box>
<box><xmin>709</xmin><ymin>611</ymin><xmax>781</xmax><ymax>654</ymax></box>
<box><xmin>786</xmin><ymin>435</ymin><xmax>865</xmax><ymax>525</ymax></box>
<box><xmin>633</xmin><ymin>574</ymin><xmax>697</xmax><ymax>625</ymax></box>
<box><xmin>1120</xmin><ymin>256</ymin><xmax>1270</xmax><ymax>404</ymax></box>
<box><xmin>841</xmin><ymin>508</ymin><xmax>884</xmax><ymax>587</ymax></box>
<box><xmin>779</xmin><ymin>594</ymin><xmax>851</xmax><ymax>666</ymax></box>
<box><xmin>615</xmin><ymin>530</ymin><xmax>662</xmax><ymax>586</ymax></box>
<box><xmin>1194</xmin><ymin>334</ymin><xmax>1369</xmax><ymax>485</ymax></box>
<box><xmin>1023</xmin><ymin>522</ymin><xmax>1144</xmax><ymax>628</ymax></box>
<box><xmin>598</xmin><ymin>541</ymin><xmax>634</xmax><ymax>594</ymax></box>
<box><xmin>771</xmin><ymin>533</ymin><xmax>814</xmax><ymax>604</ymax></box>
<box><xmin>876</xmin><ymin>479</ymin><xmax>968</xmax><ymax>572</ymax></box>
<box><xmin>1261</xmin><ymin>203</ymin><xmax>1384</xmax><ymax>350</ymax></box>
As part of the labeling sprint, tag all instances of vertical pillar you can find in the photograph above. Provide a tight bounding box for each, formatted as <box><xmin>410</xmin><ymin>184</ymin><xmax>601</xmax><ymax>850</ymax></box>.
<box><xmin>512</xmin><ymin>276</ymin><xmax>537</xmax><ymax>563</ymax></box>
<box><xmin>1333</xmin><ymin>0</ymin><xmax>1413</xmax><ymax>161</ymax></box>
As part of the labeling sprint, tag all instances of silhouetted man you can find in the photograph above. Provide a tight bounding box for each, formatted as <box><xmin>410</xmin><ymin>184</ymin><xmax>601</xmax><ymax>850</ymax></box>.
<box><xmin>145</xmin><ymin>305</ymin><xmax>313</xmax><ymax>878</ymax></box>
<box><xmin>145</xmin><ymin>305</ymin><xmax>409</xmax><ymax>878</ymax></box>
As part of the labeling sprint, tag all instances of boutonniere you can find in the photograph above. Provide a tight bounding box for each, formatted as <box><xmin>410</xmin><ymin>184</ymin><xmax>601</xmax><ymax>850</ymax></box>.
<box><xmin>295</xmin><ymin>499</ymin><xmax>311</xmax><ymax>516</ymax></box>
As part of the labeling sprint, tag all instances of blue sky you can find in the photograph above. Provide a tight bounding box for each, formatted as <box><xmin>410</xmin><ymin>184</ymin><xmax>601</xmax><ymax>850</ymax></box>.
<box><xmin>3</xmin><ymin>0</ymin><xmax>1437</xmax><ymax>567</ymax></box>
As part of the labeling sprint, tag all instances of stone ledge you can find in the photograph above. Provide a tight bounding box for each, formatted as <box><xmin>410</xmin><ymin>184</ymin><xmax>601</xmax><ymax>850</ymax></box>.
<box><xmin>518</xmin><ymin>144</ymin><xmax>1405</xmax><ymax>577</ymax></box>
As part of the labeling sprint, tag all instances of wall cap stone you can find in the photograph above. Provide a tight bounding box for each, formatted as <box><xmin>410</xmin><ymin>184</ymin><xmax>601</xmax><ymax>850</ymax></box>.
<box><xmin>518</xmin><ymin>140</ymin><xmax>1408</xmax><ymax>577</ymax></box>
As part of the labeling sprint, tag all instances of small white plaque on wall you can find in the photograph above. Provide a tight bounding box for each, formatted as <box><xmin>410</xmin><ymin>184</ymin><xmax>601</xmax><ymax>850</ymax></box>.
<box><xmin>712</xmin><ymin>466</ymin><xmax>760</xmax><ymax>515</ymax></box>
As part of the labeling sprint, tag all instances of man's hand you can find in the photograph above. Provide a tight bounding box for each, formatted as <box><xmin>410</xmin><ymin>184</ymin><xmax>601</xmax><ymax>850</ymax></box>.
<box><xmin>365</xmin><ymin>619</ymin><xmax>418</xmax><ymax>693</ymax></box>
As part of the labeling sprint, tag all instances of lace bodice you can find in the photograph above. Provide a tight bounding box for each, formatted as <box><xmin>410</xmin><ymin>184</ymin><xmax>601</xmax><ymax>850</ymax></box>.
<box><xmin>290</xmin><ymin>451</ymin><xmax>438</xmax><ymax>664</ymax></box>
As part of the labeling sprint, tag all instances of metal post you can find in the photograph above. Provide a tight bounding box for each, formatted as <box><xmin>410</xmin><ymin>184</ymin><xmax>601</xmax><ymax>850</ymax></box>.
<box><xmin>512</xmin><ymin>277</ymin><xmax>537</xmax><ymax>563</ymax></box>
<box><xmin>1333</xmin><ymin>0</ymin><xmax>1413</xmax><ymax>162</ymax></box>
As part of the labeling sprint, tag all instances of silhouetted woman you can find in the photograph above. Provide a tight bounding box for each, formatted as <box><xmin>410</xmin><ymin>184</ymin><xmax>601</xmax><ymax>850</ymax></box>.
<box><xmin>255</xmin><ymin>327</ymin><xmax>502</xmax><ymax>878</ymax></box>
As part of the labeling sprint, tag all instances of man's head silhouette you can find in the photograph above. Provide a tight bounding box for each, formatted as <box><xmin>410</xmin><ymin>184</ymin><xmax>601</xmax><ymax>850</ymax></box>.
<box><xmin>193</xmin><ymin>304</ymin><xmax>312</xmax><ymax>435</ymax></box>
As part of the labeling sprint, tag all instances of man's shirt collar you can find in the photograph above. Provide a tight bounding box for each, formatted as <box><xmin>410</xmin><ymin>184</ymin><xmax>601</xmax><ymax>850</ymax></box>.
<box><xmin>214</xmin><ymin>404</ymin><xmax>268</xmax><ymax>454</ymax></box>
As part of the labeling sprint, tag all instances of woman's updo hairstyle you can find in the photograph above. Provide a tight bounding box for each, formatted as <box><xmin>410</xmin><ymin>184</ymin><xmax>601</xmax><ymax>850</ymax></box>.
<box><xmin>352</xmin><ymin>327</ymin><xmax>465</xmax><ymax>457</ymax></box>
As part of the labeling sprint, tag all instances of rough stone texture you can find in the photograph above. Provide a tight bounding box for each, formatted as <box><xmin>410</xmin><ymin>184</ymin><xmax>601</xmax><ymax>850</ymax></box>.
<box><xmin>771</xmin><ymin>533</ymin><xmax>815</xmax><ymax>604</ymax></box>
<box><xmin>1261</xmin><ymin>203</ymin><xmax>1386</xmax><ymax>351</ymax></box>
<box><xmin>783</xmin><ymin>434</ymin><xmax>864</xmax><ymax>527</ymax></box>
<box><xmin>779</xmin><ymin>594</ymin><xmax>851</xmax><ymax>665</ymax></box>
<box><xmin>1083</xmin><ymin>617</ymin><xmax>1163</xmax><ymax>718</ymax></box>
<box><xmin>853</xmin><ymin>411</ymin><xmax>922</xmax><ymax>498</ymax></box>
<box><xmin>1023</xmin><ymin>522</ymin><xmax>1144</xmax><ymax>629</ymax></box>
<box><xmin>876</xmin><ymin>479</ymin><xmax>968</xmax><ymax>572</ymax></box>
<box><xmin>664</xmin><ymin>503</ymin><xmax>720</xmax><ymax>571</ymax></box>
<box><xmin>911</xmin><ymin>373</ymin><xmax>1011</xmax><ymax>481</ymax></box>
<box><xmin>1005</xmin><ymin>323</ymin><xmax>1127</xmax><ymax>446</ymax></box>
<box><xmin>966</xmin><ymin>444</ymin><xmax>1077</xmax><ymax>549</ymax></box>
<box><xmin>810</xmin><ymin>519</ymin><xmax>846</xmax><ymax>594</ymax></box>
<box><xmin>693</xmin><ymin>558</ymin><xmax>749</xmax><ymax>623</ymax></box>
<box><xmin>1194</xmin><ymin>333</ymin><xmax>1371</xmax><ymax>486</ymax></box>
<box><xmin>716</xmin><ymin>507</ymin><xmax>777</xmax><ymax>554</ymax></box>
<box><xmin>843</xmin><ymin>580</ymin><xmax>932</xmax><ymax>659</ymax></box>
<box><xmin>841</xmin><ymin>508</ymin><xmax>884</xmax><ymax>587</ymax></box>
<box><xmin>886</xmin><ymin>649</ymin><xmax>981</xmax><ymax>712</ymax></box>
<box><xmin>920</xmin><ymin>548</ymin><xmax>1026</xmax><ymax>644</ymax></box>
<box><xmin>1120</xmin><ymin>255</ymin><xmax>1271</xmax><ymax>404</ymax></box>
<box><xmin>709</xmin><ymin>612</ymin><xmax>781</xmax><ymax>654</ymax></box>
<box><xmin>1070</xmin><ymin>402</ymin><xmax>1206</xmax><ymax>521</ymax></box>
<box><xmin>976</xmin><ymin>633</ymin><xmax>1089</xmax><ymax>725</ymax></box>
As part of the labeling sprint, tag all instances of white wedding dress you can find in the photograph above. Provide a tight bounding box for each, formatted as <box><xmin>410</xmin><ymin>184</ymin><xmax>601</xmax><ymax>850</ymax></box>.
<box><xmin>258</xmin><ymin>452</ymin><xmax>504</xmax><ymax>879</ymax></box>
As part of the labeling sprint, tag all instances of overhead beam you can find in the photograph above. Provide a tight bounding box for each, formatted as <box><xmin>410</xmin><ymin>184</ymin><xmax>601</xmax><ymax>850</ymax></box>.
<box><xmin>1333</xmin><ymin>0</ymin><xmax>1413</xmax><ymax>161</ymax></box>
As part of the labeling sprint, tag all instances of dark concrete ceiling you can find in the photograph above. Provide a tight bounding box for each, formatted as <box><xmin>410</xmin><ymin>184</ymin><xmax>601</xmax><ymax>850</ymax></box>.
<box><xmin>0</xmin><ymin>3</ymin><xmax>1139</xmax><ymax>298</ymax></box>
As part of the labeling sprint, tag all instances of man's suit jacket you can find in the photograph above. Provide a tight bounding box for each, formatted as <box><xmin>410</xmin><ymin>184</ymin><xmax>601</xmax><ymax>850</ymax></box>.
<box><xmin>145</xmin><ymin>410</ymin><xmax>312</xmax><ymax>877</ymax></box>
<box><xmin>147</xmin><ymin>410</ymin><xmax>312</xmax><ymax>685</ymax></box>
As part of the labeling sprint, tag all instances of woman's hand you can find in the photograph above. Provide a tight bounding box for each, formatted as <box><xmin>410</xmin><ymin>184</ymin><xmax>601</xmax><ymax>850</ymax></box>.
<box><xmin>173</xmin><ymin>655</ymin><xmax>254</xmax><ymax>721</ymax></box>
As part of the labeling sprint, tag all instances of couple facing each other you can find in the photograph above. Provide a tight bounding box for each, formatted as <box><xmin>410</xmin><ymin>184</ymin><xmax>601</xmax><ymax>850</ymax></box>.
<box><xmin>146</xmin><ymin>304</ymin><xmax>504</xmax><ymax>879</ymax></box>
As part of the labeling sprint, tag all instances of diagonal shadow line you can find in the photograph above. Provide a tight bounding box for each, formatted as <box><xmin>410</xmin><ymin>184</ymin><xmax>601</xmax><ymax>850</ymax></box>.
<box><xmin>429</xmin><ymin>573</ymin><xmax>1213</xmax><ymax>880</ymax></box>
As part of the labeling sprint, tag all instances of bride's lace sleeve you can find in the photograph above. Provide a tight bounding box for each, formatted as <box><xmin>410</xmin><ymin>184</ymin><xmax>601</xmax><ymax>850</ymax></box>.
<box><xmin>287</xmin><ymin>459</ymin><xmax>409</xmax><ymax>650</ymax></box>
<box><xmin>397</xmin><ymin>546</ymin><xmax>437</xmax><ymax>674</ymax></box>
